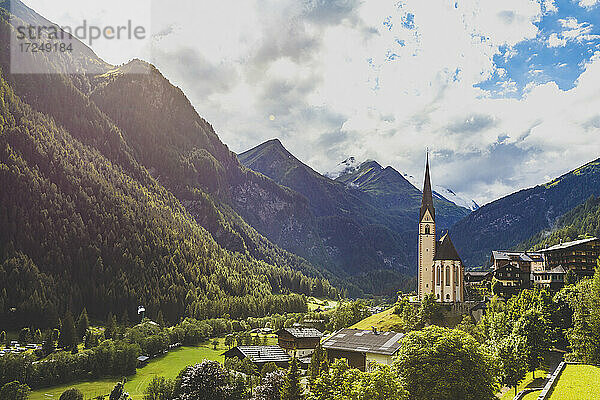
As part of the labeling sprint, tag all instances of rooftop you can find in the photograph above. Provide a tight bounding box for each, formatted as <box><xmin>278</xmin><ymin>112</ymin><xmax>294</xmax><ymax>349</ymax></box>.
<box><xmin>434</xmin><ymin>234</ymin><xmax>461</xmax><ymax>261</ymax></box>
<box><xmin>322</xmin><ymin>328</ymin><xmax>404</xmax><ymax>356</ymax></box>
<box><xmin>533</xmin><ymin>265</ymin><xmax>567</xmax><ymax>274</ymax></box>
<box><xmin>277</xmin><ymin>327</ymin><xmax>323</xmax><ymax>339</ymax></box>
<box><xmin>541</xmin><ymin>237</ymin><xmax>599</xmax><ymax>252</ymax></box>
<box><xmin>491</xmin><ymin>251</ymin><xmax>543</xmax><ymax>262</ymax></box>
<box><xmin>223</xmin><ymin>346</ymin><xmax>291</xmax><ymax>363</ymax></box>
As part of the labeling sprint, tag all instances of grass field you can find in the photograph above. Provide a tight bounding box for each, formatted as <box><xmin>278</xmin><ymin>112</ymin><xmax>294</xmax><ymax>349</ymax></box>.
<box><xmin>548</xmin><ymin>364</ymin><xmax>600</xmax><ymax>400</ymax></box>
<box><xmin>521</xmin><ymin>389</ymin><xmax>542</xmax><ymax>399</ymax></box>
<box><xmin>497</xmin><ymin>351</ymin><xmax>563</xmax><ymax>400</ymax></box>
<box><xmin>307</xmin><ymin>297</ymin><xmax>338</xmax><ymax>311</ymax></box>
<box><xmin>498</xmin><ymin>369</ymin><xmax>548</xmax><ymax>400</ymax></box>
<box><xmin>29</xmin><ymin>339</ymin><xmax>229</xmax><ymax>400</ymax></box>
<box><xmin>350</xmin><ymin>307</ymin><xmax>402</xmax><ymax>331</ymax></box>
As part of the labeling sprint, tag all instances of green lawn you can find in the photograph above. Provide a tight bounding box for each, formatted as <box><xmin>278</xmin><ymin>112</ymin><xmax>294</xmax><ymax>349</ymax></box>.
<box><xmin>497</xmin><ymin>350</ymin><xmax>563</xmax><ymax>400</ymax></box>
<box><xmin>350</xmin><ymin>307</ymin><xmax>402</xmax><ymax>331</ymax></box>
<box><xmin>29</xmin><ymin>339</ymin><xmax>228</xmax><ymax>400</ymax></box>
<box><xmin>498</xmin><ymin>369</ymin><xmax>548</xmax><ymax>399</ymax></box>
<box><xmin>307</xmin><ymin>297</ymin><xmax>337</xmax><ymax>311</ymax></box>
<box><xmin>548</xmin><ymin>364</ymin><xmax>600</xmax><ymax>400</ymax></box>
<box><xmin>521</xmin><ymin>390</ymin><xmax>541</xmax><ymax>399</ymax></box>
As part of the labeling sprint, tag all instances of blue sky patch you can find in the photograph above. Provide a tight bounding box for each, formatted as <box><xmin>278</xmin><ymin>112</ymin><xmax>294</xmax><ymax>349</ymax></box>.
<box><xmin>476</xmin><ymin>0</ymin><xmax>600</xmax><ymax>97</ymax></box>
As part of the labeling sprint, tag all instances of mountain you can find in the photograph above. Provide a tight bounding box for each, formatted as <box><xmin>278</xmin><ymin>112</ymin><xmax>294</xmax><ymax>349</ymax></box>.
<box><xmin>451</xmin><ymin>157</ymin><xmax>600</xmax><ymax>266</ymax></box>
<box><xmin>332</xmin><ymin>159</ymin><xmax>472</xmax><ymax>231</ymax></box>
<box><xmin>401</xmin><ymin>172</ymin><xmax>479</xmax><ymax>211</ymax></box>
<box><xmin>0</xmin><ymin>1</ymin><xmax>340</xmax><ymax>328</ymax></box>
<box><xmin>238</xmin><ymin>139</ymin><xmax>414</xmax><ymax>279</ymax></box>
<box><xmin>238</xmin><ymin>140</ymin><xmax>471</xmax><ymax>282</ymax></box>
<box><xmin>516</xmin><ymin>195</ymin><xmax>600</xmax><ymax>251</ymax></box>
<box><xmin>324</xmin><ymin>157</ymin><xmax>361</xmax><ymax>179</ymax></box>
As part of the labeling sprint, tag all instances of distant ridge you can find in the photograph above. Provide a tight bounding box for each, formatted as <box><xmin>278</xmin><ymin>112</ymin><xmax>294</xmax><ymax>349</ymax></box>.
<box><xmin>451</xmin><ymin>157</ymin><xmax>600</xmax><ymax>266</ymax></box>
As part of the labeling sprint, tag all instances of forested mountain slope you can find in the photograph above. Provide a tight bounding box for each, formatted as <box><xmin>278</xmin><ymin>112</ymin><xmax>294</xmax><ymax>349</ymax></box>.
<box><xmin>0</xmin><ymin>2</ymin><xmax>343</xmax><ymax>328</ymax></box>
<box><xmin>0</xmin><ymin>70</ymin><xmax>336</xmax><ymax>329</ymax></box>
<box><xmin>239</xmin><ymin>140</ymin><xmax>470</xmax><ymax>292</ymax></box>
<box><xmin>451</xmin><ymin>157</ymin><xmax>600</xmax><ymax>266</ymax></box>
<box><xmin>516</xmin><ymin>195</ymin><xmax>600</xmax><ymax>251</ymax></box>
<box><xmin>0</xmin><ymin>2</ymin><xmax>333</xmax><ymax>280</ymax></box>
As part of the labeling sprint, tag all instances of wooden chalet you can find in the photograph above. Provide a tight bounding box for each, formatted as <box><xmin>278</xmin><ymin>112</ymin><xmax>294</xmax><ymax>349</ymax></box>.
<box><xmin>276</xmin><ymin>327</ymin><xmax>322</xmax><ymax>358</ymax></box>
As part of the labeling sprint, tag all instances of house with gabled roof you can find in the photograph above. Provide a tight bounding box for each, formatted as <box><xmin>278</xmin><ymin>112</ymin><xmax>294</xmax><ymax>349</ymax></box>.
<box><xmin>222</xmin><ymin>345</ymin><xmax>291</xmax><ymax>369</ymax></box>
<box><xmin>276</xmin><ymin>327</ymin><xmax>322</xmax><ymax>358</ymax></box>
<box><xmin>321</xmin><ymin>328</ymin><xmax>404</xmax><ymax>372</ymax></box>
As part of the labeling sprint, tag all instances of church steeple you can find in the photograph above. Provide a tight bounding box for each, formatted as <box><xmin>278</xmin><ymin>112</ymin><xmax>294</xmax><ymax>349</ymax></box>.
<box><xmin>420</xmin><ymin>151</ymin><xmax>435</xmax><ymax>221</ymax></box>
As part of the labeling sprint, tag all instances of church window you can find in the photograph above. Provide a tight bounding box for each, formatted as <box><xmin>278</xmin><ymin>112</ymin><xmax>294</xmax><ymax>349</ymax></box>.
<box><xmin>454</xmin><ymin>267</ymin><xmax>458</xmax><ymax>284</ymax></box>
<box><xmin>445</xmin><ymin>266</ymin><xmax>450</xmax><ymax>286</ymax></box>
<box><xmin>425</xmin><ymin>225</ymin><xmax>430</xmax><ymax>235</ymax></box>
<box><xmin>436</xmin><ymin>266</ymin><xmax>441</xmax><ymax>285</ymax></box>
<box><xmin>446</xmin><ymin>294</ymin><xmax>450</xmax><ymax>300</ymax></box>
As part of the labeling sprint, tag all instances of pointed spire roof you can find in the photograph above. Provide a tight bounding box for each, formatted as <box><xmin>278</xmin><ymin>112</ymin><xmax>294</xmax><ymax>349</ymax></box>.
<box><xmin>420</xmin><ymin>151</ymin><xmax>435</xmax><ymax>220</ymax></box>
<box><xmin>434</xmin><ymin>233</ymin><xmax>461</xmax><ymax>261</ymax></box>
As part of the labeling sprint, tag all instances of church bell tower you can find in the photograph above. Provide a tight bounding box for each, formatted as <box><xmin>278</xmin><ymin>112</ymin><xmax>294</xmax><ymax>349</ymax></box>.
<box><xmin>418</xmin><ymin>152</ymin><xmax>436</xmax><ymax>300</ymax></box>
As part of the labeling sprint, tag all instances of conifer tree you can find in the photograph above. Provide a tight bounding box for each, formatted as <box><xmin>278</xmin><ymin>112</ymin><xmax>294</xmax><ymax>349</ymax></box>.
<box><xmin>105</xmin><ymin>313</ymin><xmax>117</xmax><ymax>339</ymax></box>
<box><xmin>76</xmin><ymin>308</ymin><xmax>89</xmax><ymax>342</ymax></box>
<box><xmin>156</xmin><ymin>310</ymin><xmax>165</xmax><ymax>327</ymax></box>
<box><xmin>307</xmin><ymin>344</ymin><xmax>327</xmax><ymax>386</ymax></box>
<box><xmin>281</xmin><ymin>357</ymin><xmax>304</xmax><ymax>400</ymax></box>
<box><xmin>59</xmin><ymin>312</ymin><xmax>77</xmax><ymax>351</ymax></box>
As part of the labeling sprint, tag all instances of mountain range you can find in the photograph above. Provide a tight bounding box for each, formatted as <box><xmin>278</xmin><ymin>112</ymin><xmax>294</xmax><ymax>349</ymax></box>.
<box><xmin>0</xmin><ymin>0</ymin><xmax>340</xmax><ymax>327</ymax></box>
<box><xmin>238</xmin><ymin>140</ymin><xmax>471</xmax><ymax>281</ymax></box>
<box><xmin>327</xmin><ymin>157</ymin><xmax>479</xmax><ymax>211</ymax></box>
<box><xmin>1</xmin><ymin>0</ymin><xmax>600</xmax><ymax>328</ymax></box>
<box><xmin>451</xmin><ymin>157</ymin><xmax>600</xmax><ymax>266</ymax></box>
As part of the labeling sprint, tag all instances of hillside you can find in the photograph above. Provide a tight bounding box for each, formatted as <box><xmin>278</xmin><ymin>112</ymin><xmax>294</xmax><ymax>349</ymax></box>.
<box><xmin>517</xmin><ymin>195</ymin><xmax>600</xmax><ymax>251</ymax></box>
<box><xmin>451</xmin><ymin>157</ymin><xmax>600</xmax><ymax>266</ymax></box>
<box><xmin>0</xmin><ymin>71</ymin><xmax>337</xmax><ymax>328</ymax></box>
<box><xmin>238</xmin><ymin>139</ymin><xmax>418</xmax><ymax>292</ymax></box>
<box><xmin>0</xmin><ymin>1</ymin><xmax>341</xmax><ymax>328</ymax></box>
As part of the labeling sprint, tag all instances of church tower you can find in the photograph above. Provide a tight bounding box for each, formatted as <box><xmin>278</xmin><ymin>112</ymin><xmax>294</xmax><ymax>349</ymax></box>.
<box><xmin>418</xmin><ymin>153</ymin><xmax>436</xmax><ymax>300</ymax></box>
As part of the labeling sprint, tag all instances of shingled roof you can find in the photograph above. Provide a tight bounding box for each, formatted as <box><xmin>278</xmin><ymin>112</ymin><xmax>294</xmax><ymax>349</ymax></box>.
<box><xmin>434</xmin><ymin>234</ymin><xmax>461</xmax><ymax>261</ymax></box>
<box><xmin>277</xmin><ymin>327</ymin><xmax>323</xmax><ymax>339</ymax></box>
<box><xmin>222</xmin><ymin>346</ymin><xmax>291</xmax><ymax>364</ymax></box>
<box><xmin>322</xmin><ymin>328</ymin><xmax>404</xmax><ymax>356</ymax></box>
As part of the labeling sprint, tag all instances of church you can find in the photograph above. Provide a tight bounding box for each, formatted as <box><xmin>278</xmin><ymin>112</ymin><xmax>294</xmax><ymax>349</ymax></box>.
<box><xmin>417</xmin><ymin>154</ymin><xmax>465</xmax><ymax>303</ymax></box>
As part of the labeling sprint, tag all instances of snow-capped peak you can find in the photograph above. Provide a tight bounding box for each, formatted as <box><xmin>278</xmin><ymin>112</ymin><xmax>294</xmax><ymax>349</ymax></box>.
<box><xmin>325</xmin><ymin>157</ymin><xmax>361</xmax><ymax>179</ymax></box>
<box><xmin>403</xmin><ymin>173</ymin><xmax>479</xmax><ymax>211</ymax></box>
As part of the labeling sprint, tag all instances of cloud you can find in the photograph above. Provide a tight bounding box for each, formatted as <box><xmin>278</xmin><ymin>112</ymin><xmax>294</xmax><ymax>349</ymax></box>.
<box><xmin>447</xmin><ymin>114</ymin><xmax>497</xmax><ymax>134</ymax></box>
<box><xmin>29</xmin><ymin>0</ymin><xmax>598</xmax><ymax>205</ymax></box>
<box><xmin>548</xmin><ymin>32</ymin><xmax>567</xmax><ymax>47</ymax></box>
<box><xmin>577</xmin><ymin>0</ymin><xmax>600</xmax><ymax>9</ymax></box>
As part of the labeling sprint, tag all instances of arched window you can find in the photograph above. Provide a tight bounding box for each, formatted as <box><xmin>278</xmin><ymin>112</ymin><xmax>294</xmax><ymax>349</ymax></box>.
<box><xmin>425</xmin><ymin>225</ymin><xmax>430</xmax><ymax>235</ymax></box>
<box><xmin>454</xmin><ymin>267</ymin><xmax>458</xmax><ymax>284</ymax></box>
<box><xmin>445</xmin><ymin>266</ymin><xmax>450</xmax><ymax>286</ymax></box>
<box><xmin>436</xmin><ymin>266</ymin><xmax>441</xmax><ymax>285</ymax></box>
<box><xmin>446</xmin><ymin>294</ymin><xmax>450</xmax><ymax>301</ymax></box>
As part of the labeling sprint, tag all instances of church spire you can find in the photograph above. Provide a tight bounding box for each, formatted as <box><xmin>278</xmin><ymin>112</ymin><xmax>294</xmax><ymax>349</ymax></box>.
<box><xmin>420</xmin><ymin>151</ymin><xmax>435</xmax><ymax>220</ymax></box>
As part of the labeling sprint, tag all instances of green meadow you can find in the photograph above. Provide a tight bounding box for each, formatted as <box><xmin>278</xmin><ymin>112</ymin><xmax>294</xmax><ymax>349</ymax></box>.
<box><xmin>549</xmin><ymin>364</ymin><xmax>600</xmax><ymax>400</ymax></box>
<box><xmin>29</xmin><ymin>341</ymin><xmax>226</xmax><ymax>400</ymax></box>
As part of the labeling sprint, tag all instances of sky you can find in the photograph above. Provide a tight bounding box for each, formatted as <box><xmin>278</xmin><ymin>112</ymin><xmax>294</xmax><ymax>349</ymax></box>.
<box><xmin>24</xmin><ymin>0</ymin><xmax>600</xmax><ymax>205</ymax></box>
